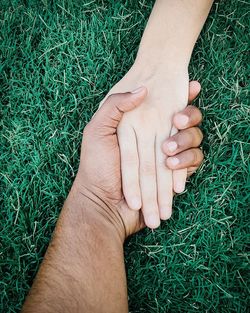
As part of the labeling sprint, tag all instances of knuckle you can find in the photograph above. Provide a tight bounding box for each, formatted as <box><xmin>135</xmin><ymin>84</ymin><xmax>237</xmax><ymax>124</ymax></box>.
<box><xmin>192</xmin><ymin>127</ymin><xmax>204</xmax><ymax>144</ymax></box>
<box><xmin>195</xmin><ymin>127</ymin><xmax>204</xmax><ymax>141</ymax></box>
<box><xmin>188</xmin><ymin>105</ymin><xmax>198</xmax><ymax>114</ymax></box>
<box><xmin>157</xmin><ymin>157</ymin><xmax>167</xmax><ymax>169</ymax></box>
<box><xmin>174</xmin><ymin>131</ymin><xmax>187</xmax><ymax>149</ymax></box>
<box><xmin>191</xmin><ymin>104</ymin><xmax>202</xmax><ymax>116</ymax></box>
<box><xmin>191</xmin><ymin>150</ymin><xmax>199</xmax><ymax>164</ymax></box>
<box><xmin>140</xmin><ymin>161</ymin><xmax>155</xmax><ymax>175</ymax></box>
<box><xmin>184</xmin><ymin>105</ymin><xmax>194</xmax><ymax>118</ymax></box>
<box><xmin>192</xmin><ymin>149</ymin><xmax>204</xmax><ymax>166</ymax></box>
<box><xmin>123</xmin><ymin>151</ymin><xmax>138</xmax><ymax>165</ymax></box>
<box><xmin>183</xmin><ymin>128</ymin><xmax>196</xmax><ymax>144</ymax></box>
<box><xmin>183</xmin><ymin>127</ymin><xmax>203</xmax><ymax>147</ymax></box>
<box><xmin>187</xmin><ymin>105</ymin><xmax>202</xmax><ymax>124</ymax></box>
<box><xmin>199</xmin><ymin>149</ymin><xmax>204</xmax><ymax>162</ymax></box>
<box><xmin>107</xmin><ymin>93</ymin><xmax>117</xmax><ymax>103</ymax></box>
<box><xmin>196</xmin><ymin>107</ymin><xmax>203</xmax><ymax>121</ymax></box>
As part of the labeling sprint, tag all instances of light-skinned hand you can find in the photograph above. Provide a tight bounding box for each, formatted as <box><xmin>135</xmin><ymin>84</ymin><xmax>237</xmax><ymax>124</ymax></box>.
<box><xmin>74</xmin><ymin>82</ymin><xmax>203</xmax><ymax>237</ymax></box>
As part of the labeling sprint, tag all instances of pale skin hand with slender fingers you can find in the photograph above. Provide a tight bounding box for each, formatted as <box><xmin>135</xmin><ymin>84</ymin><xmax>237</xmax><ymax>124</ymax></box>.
<box><xmin>22</xmin><ymin>89</ymin><xmax>204</xmax><ymax>313</ymax></box>
<box><xmin>101</xmin><ymin>0</ymin><xmax>213</xmax><ymax>228</ymax></box>
<box><xmin>116</xmin><ymin>73</ymin><xmax>189</xmax><ymax>228</ymax></box>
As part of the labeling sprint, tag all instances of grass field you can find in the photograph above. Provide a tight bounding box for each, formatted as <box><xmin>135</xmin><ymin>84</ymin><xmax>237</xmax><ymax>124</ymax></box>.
<box><xmin>1</xmin><ymin>0</ymin><xmax>249</xmax><ymax>312</ymax></box>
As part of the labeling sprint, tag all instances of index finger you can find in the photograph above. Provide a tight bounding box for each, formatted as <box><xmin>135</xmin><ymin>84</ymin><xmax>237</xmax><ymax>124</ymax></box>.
<box><xmin>173</xmin><ymin>105</ymin><xmax>203</xmax><ymax>130</ymax></box>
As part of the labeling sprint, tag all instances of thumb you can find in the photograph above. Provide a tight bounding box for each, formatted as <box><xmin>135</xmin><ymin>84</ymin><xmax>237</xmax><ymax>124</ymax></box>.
<box><xmin>92</xmin><ymin>86</ymin><xmax>147</xmax><ymax>132</ymax></box>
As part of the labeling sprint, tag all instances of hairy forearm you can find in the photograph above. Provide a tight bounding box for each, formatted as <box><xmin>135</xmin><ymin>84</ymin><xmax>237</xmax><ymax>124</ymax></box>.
<box><xmin>22</xmin><ymin>186</ymin><xmax>128</xmax><ymax>313</ymax></box>
<box><xmin>135</xmin><ymin>0</ymin><xmax>214</xmax><ymax>70</ymax></box>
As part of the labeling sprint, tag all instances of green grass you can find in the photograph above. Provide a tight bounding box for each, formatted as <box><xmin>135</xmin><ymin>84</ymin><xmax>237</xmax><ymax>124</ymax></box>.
<box><xmin>0</xmin><ymin>0</ymin><xmax>249</xmax><ymax>312</ymax></box>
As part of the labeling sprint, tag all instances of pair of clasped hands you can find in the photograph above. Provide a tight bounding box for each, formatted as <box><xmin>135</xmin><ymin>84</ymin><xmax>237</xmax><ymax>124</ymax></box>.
<box><xmin>76</xmin><ymin>71</ymin><xmax>204</xmax><ymax>234</ymax></box>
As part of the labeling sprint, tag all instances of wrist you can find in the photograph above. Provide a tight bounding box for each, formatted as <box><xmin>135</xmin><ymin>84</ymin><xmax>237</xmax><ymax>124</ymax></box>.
<box><xmin>62</xmin><ymin>181</ymin><xmax>126</xmax><ymax>243</ymax></box>
<box><xmin>133</xmin><ymin>56</ymin><xmax>188</xmax><ymax>78</ymax></box>
<box><xmin>111</xmin><ymin>59</ymin><xmax>188</xmax><ymax>100</ymax></box>
<box><xmin>133</xmin><ymin>46</ymin><xmax>189</xmax><ymax>76</ymax></box>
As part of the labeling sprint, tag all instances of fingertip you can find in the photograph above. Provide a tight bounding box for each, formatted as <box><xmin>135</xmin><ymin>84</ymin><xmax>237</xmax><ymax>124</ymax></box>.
<box><xmin>189</xmin><ymin>80</ymin><xmax>201</xmax><ymax>93</ymax></box>
<box><xmin>188</xmin><ymin>80</ymin><xmax>201</xmax><ymax>102</ymax></box>
<box><xmin>159</xmin><ymin>207</ymin><xmax>172</xmax><ymax>221</ymax></box>
<box><xmin>128</xmin><ymin>196</ymin><xmax>142</xmax><ymax>211</ymax></box>
<box><xmin>145</xmin><ymin>214</ymin><xmax>161</xmax><ymax>229</ymax></box>
<box><xmin>174</xmin><ymin>181</ymin><xmax>186</xmax><ymax>194</ymax></box>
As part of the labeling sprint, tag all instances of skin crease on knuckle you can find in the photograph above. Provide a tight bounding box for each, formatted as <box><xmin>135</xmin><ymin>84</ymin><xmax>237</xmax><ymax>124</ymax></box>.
<box><xmin>192</xmin><ymin>149</ymin><xmax>204</xmax><ymax>166</ymax></box>
<box><xmin>163</xmin><ymin>125</ymin><xmax>203</xmax><ymax>156</ymax></box>
<box><xmin>184</xmin><ymin>105</ymin><xmax>202</xmax><ymax>125</ymax></box>
<box><xmin>140</xmin><ymin>160</ymin><xmax>156</xmax><ymax>176</ymax></box>
<box><xmin>187</xmin><ymin>127</ymin><xmax>203</xmax><ymax>147</ymax></box>
<box><xmin>196</xmin><ymin>127</ymin><xmax>204</xmax><ymax>142</ymax></box>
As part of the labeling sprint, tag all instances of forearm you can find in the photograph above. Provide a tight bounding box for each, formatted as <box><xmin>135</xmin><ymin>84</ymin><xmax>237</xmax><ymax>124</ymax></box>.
<box><xmin>22</xmin><ymin>186</ymin><xmax>128</xmax><ymax>313</ymax></box>
<box><xmin>109</xmin><ymin>0</ymin><xmax>213</xmax><ymax>96</ymax></box>
<box><xmin>135</xmin><ymin>0</ymin><xmax>214</xmax><ymax>71</ymax></box>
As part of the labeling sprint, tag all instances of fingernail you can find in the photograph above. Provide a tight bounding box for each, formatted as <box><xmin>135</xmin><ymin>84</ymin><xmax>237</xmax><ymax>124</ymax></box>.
<box><xmin>147</xmin><ymin>214</ymin><xmax>160</xmax><ymax>229</ymax></box>
<box><xmin>130</xmin><ymin>197</ymin><xmax>141</xmax><ymax>210</ymax></box>
<box><xmin>131</xmin><ymin>86</ymin><xmax>144</xmax><ymax>94</ymax></box>
<box><xmin>177</xmin><ymin>114</ymin><xmax>189</xmax><ymax>126</ymax></box>
<box><xmin>175</xmin><ymin>182</ymin><xmax>185</xmax><ymax>193</ymax></box>
<box><xmin>160</xmin><ymin>207</ymin><xmax>172</xmax><ymax>220</ymax></box>
<box><xmin>166</xmin><ymin>141</ymin><xmax>177</xmax><ymax>152</ymax></box>
<box><xmin>168</xmin><ymin>157</ymin><xmax>180</xmax><ymax>166</ymax></box>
